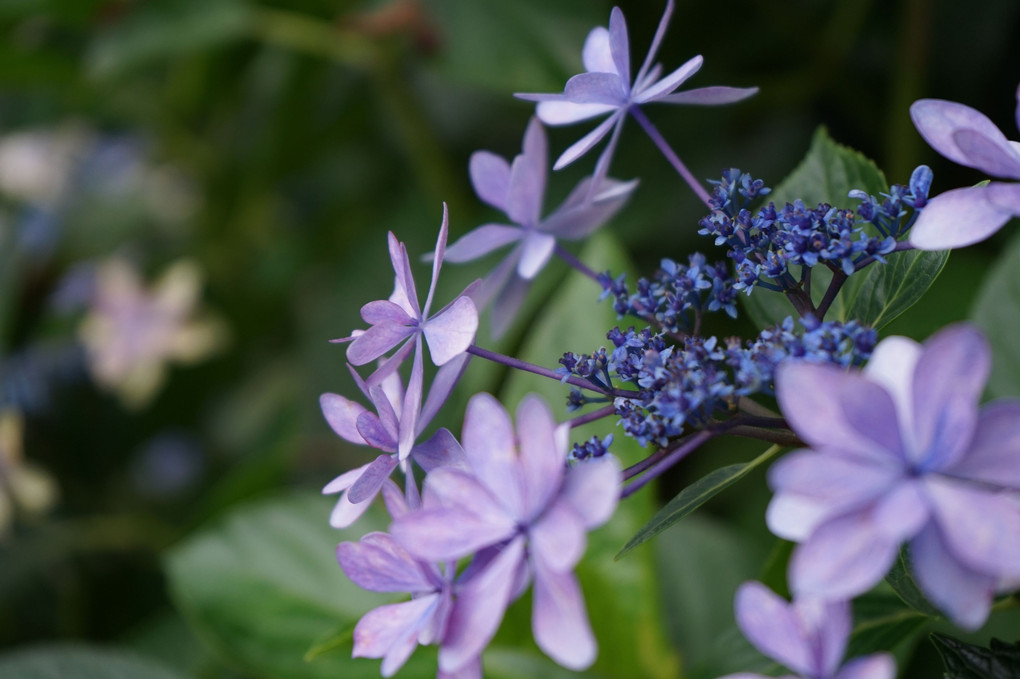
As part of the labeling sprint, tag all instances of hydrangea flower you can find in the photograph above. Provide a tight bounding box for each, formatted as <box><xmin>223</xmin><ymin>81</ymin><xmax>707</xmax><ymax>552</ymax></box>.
<box><xmin>446</xmin><ymin>118</ymin><xmax>636</xmax><ymax>338</ymax></box>
<box><xmin>719</xmin><ymin>581</ymin><xmax>895</xmax><ymax>679</ymax></box>
<box><xmin>390</xmin><ymin>393</ymin><xmax>620</xmax><ymax>672</ymax></box>
<box><xmin>516</xmin><ymin>0</ymin><xmax>757</xmax><ymax>190</ymax></box>
<box><xmin>770</xmin><ymin>324</ymin><xmax>1020</xmax><ymax>629</ymax></box>
<box><xmin>908</xmin><ymin>84</ymin><xmax>1020</xmax><ymax>249</ymax></box>
<box><xmin>341</xmin><ymin>205</ymin><xmax>479</xmax><ymax>452</ymax></box>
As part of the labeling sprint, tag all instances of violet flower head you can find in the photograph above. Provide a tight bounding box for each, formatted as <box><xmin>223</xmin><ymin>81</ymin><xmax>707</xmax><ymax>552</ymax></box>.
<box><xmin>908</xmin><ymin>84</ymin><xmax>1020</xmax><ymax>249</ymax></box>
<box><xmin>719</xmin><ymin>581</ymin><xmax>895</xmax><ymax>679</ymax></box>
<box><xmin>391</xmin><ymin>393</ymin><xmax>621</xmax><ymax>672</ymax></box>
<box><xmin>515</xmin><ymin>0</ymin><xmax>757</xmax><ymax>186</ymax></box>
<box><xmin>770</xmin><ymin>324</ymin><xmax>1020</xmax><ymax>629</ymax></box>
<box><xmin>446</xmin><ymin>117</ymin><xmax>636</xmax><ymax>337</ymax></box>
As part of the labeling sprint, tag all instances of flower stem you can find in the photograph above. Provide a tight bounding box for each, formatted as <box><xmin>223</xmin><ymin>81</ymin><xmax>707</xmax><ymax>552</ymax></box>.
<box><xmin>465</xmin><ymin>345</ymin><xmax>640</xmax><ymax>398</ymax></box>
<box><xmin>555</xmin><ymin>244</ymin><xmax>601</xmax><ymax>282</ymax></box>
<box><xmin>629</xmin><ymin>106</ymin><xmax>712</xmax><ymax>207</ymax></box>
<box><xmin>621</xmin><ymin>429</ymin><xmax>716</xmax><ymax>497</ymax></box>
<box><xmin>567</xmin><ymin>404</ymin><xmax>617</xmax><ymax>428</ymax></box>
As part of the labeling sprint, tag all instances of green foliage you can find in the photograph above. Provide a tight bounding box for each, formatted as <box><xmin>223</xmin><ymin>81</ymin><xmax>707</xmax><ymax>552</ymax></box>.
<box><xmin>885</xmin><ymin>550</ymin><xmax>943</xmax><ymax>618</ymax></box>
<box><xmin>971</xmin><ymin>229</ymin><xmax>1020</xmax><ymax>398</ymax></box>
<box><xmin>931</xmin><ymin>633</ymin><xmax>1020</xmax><ymax>679</ymax></box>
<box><xmin>0</xmin><ymin>644</ymin><xmax>188</xmax><ymax>679</ymax></box>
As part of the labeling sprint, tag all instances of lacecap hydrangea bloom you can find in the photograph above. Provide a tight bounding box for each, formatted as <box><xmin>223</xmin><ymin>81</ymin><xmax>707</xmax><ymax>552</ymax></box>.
<box><xmin>908</xmin><ymin>84</ymin><xmax>1020</xmax><ymax>249</ymax></box>
<box><xmin>769</xmin><ymin>324</ymin><xmax>1020</xmax><ymax>629</ymax></box>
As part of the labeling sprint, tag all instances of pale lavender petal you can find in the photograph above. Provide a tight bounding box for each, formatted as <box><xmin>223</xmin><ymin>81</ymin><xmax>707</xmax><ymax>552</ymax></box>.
<box><xmin>553</xmin><ymin>113</ymin><xmax>621</xmax><ymax>170</ymax></box>
<box><xmin>348</xmin><ymin>454</ymin><xmax>398</xmax><ymax>503</ymax></box>
<box><xmin>910</xmin><ymin>324</ymin><xmax>989</xmax><ymax>470</ymax></box>
<box><xmin>369</xmin><ymin>383</ymin><xmax>400</xmax><ymax>439</ymax></box>
<box><xmin>948</xmin><ymin>400</ymin><xmax>1020</xmax><ymax>488</ymax></box>
<box><xmin>531</xmin><ymin>560</ymin><xmax>596</xmax><ymax>670</ymax></box>
<box><xmin>411</xmin><ymin>427</ymin><xmax>467</xmax><ymax>473</ymax></box>
<box><xmin>347</xmin><ymin>323</ymin><xmax>414</xmax><ymax>366</ymax></box>
<box><xmin>657</xmin><ymin>85</ymin><xmax>759</xmax><ymax>105</ymax></box>
<box><xmin>716</xmin><ymin>675</ymin><xmax>784</xmax><ymax>679</ymax></box>
<box><xmin>515</xmin><ymin>394</ymin><xmax>564</xmax><ymax>515</ymax></box>
<box><xmin>505</xmin><ymin>129</ymin><xmax>547</xmax><ymax>228</ymax></box>
<box><xmin>439</xmin><ymin>537</ymin><xmax>525</xmax><ymax>672</ymax></box>
<box><xmin>808</xmin><ymin>597</ymin><xmax>853</xmax><ymax>677</ymax></box>
<box><xmin>790</xmin><ymin>512</ymin><xmax>901</xmax><ymax>599</ymax></box>
<box><xmin>587</xmin><ymin>112</ymin><xmax>627</xmax><ymax>206</ymax></box>
<box><xmin>323</xmin><ymin>462</ymin><xmax>371</xmax><ymax>495</ymax></box>
<box><xmin>954</xmin><ymin>129</ymin><xmax>1020</xmax><ymax>179</ymax></box>
<box><xmin>423</xmin><ymin>296</ymin><xmax>478</xmax><ymax>366</ymax></box>
<box><xmin>387</xmin><ymin>232</ymin><xmax>420</xmax><ymax>317</ymax></box>
<box><xmin>871</xmin><ymin>479</ymin><xmax>930</xmax><ymax>542</ymax></box>
<box><xmin>361</xmin><ymin>299</ymin><xmax>413</xmax><ymax>326</ymax></box>
<box><xmin>352</xmin><ymin>596</ymin><xmax>436</xmax><ymax>670</ymax></box>
<box><xmin>437</xmin><ymin>656</ymin><xmax>482</xmax><ymax>679</ymax></box>
<box><xmin>517</xmin><ymin>231</ymin><xmax>556</xmax><ymax>279</ymax></box>
<box><xmin>582</xmin><ymin>26</ymin><xmax>614</xmax><ymax>74</ymax></box>
<box><xmin>535</xmin><ymin>100</ymin><xmax>617</xmax><ymax>126</ymax></box>
<box><xmin>864</xmin><ymin>335</ymin><xmax>921</xmax><ymax>438</ymax></box>
<box><xmin>607</xmin><ymin>7</ymin><xmax>630</xmax><ymax>89</ymax></box>
<box><xmin>397</xmin><ymin>340</ymin><xmax>424</xmax><ymax>459</ymax></box>
<box><xmin>562</xmin><ymin>72</ymin><xmax>626</xmax><ymax>105</ymax></box>
<box><xmin>337</xmin><ymin>532</ymin><xmax>435</xmax><ymax>592</ymax></box>
<box><xmin>541</xmin><ymin>177</ymin><xmax>637</xmax><ymax>239</ymax></box>
<box><xmin>925</xmin><ymin>475</ymin><xmax>1020</xmax><ymax>576</ymax></box>
<box><xmin>355</xmin><ymin>411</ymin><xmax>397</xmax><ymax>452</ymax></box>
<box><xmin>562</xmin><ymin>455</ymin><xmax>620</xmax><ymax>528</ymax></box>
<box><xmin>909</xmin><ymin>184</ymin><xmax>1015</xmax><ymax>250</ymax></box>
<box><xmin>775</xmin><ymin>362</ymin><xmax>905</xmax><ymax>465</ymax></box>
<box><xmin>531</xmin><ymin>499</ymin><xmax>586</xmax><ymax>572</ymax></box>
<box><xmin>911</xmin><ymin>98</ymin><xmax>1018</xmax><ymax>170</ymax></box>
<box><xmin>634</xmin><ymin>55</ymin><xmax>702</xmax><ymax>103</ymax></box>
<box><xmin>419</xmin><ymin>354</ymin><xmax>470</xmax><ymax>432</ymax></box>
<box><xmin>462</xmin><ymin>393</ymin><xmax>526</xmax><ymax>517</ymax></box>
<box><xmin>633</xmin><ymin>0</ymin><xmax>674</xmax><ymax>86</ymax></box>
<box><xmin>419</xmin><ymin>589</ymin><xmax>453</xmax><ymax>645</ymax></box>
<box><xmin>444</xmin><ymin>225</ymin><xmax>522</xmax><ymax>263</ymax></box>
<box><xmin>380</xmin><ymin>479</ymin><xmax>409</xmax><ymax>519</ymax></box>
<box><xmin>320</xmin><ymin>393</ymin><xmax>368</xmax><ymax>445</ymax></box>
<box><xmin>422</xmin><ymin>204</ymin><xmax>451</xmax><ymax>318</ymax></box>
<box><xmin>910</xmin><ymin>522</ymin><xmax>996</xmax><ymax>630</ymax></box>
<box><xmin>329</xmin><ymin>489</ymin><xmax>375</xmax><ymax>528</ymax></box>
<box><xmin>733</xmin><ymin>582</ymin><xmax>813</xmax><ymax>675</ymax></box>
<box><xmin>469</xmin><ymin>151</ymin><xmax>511</xmax><ymax>211</ymax></box>
<box><xmin>490</xmin><ymin>270</ymin><xmax>530</xmax><ymax>340</ymax></box>
<box><xmin>834</xmin><ymin>654</ymin><xmax>897</xmax><ymax>679</ymax></box>
<box><xmin>470</xmin><ymin>245</ymin><xmax>517</xmax><ymax>312</ymax></box>
<box><xmin>986</xmin><ymin>180</ymin><xmax>1020</xmax><ymax>213</ymax></box>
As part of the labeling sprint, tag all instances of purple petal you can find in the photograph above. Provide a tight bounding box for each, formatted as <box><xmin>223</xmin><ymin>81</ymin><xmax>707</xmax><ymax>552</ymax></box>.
<box><xmin>411</xmin><ymin>427</ymin><xmax>467</xmax><ymax>473</ymax></box>
<box><xmin>924</xmin><ymin>475</ymin><xmax>1020</xmax><ymax>577</ymax></box>
<box><xmin>954</xmin><ymin>129</ymin><xmax>1020</xmax><ymax>179</ymax></box>
<box><xmin>490</xmin><ymin>269</ymin><xmax>530</xmax><ymax>340</ymax></box>
<box><xmin>910</xmin><ymin>324</ymin><xmax>989</xmax><ymax>469</ymax></box>
<box><xmin>909</xmin><ymin>184</ymin><xmax>1016</xmax><ymax>250</ymax></box>
<box><xmin>911</xmin><ymin>98</ymin><xmax>1019</xmax><ymax>172</ymax></box>
<box><xmin>462</xmin><ymin>393</ymin><xmax>526</xmax><ymax>517</ymax></box>
<box><xmin>634</xmin><ymin>55</ymin><xmax>702</xmax><ymax>104</ymax></box>
<box><xmin>863</xmin><ymin>335</ymin><xmax>921</xmax><ymax>423</ymax></box>
<box><xmin>352</xmin><ymin>596</ymin><xmax>437</xmax><ymax>673</ymax></box>
<box><xmin>423</xmin><ymin>296</ymin><xmax>478</xmax><ymax>366</ymax></box>
<box><xmin>364</xmin><ymin>337</ymin><xmax>415</xmax><ymax>390</ymax></box>
<box><xmin>437</xmin><ymin>657</ymin><xmax>482</xmax><ymax>679</ymax></box>
<box><xmin>986</xmin><ymin>180</ymin><xmax>1020</xmax><ymax>213</ymax></box>
<box><xmin>368</xmin><ymin>383</ymin><xmax>400</xmax><ymax>440</ymax></box>
<box><xmin>346</xmin><ymin>322</ymin><xmax>414</xmax><ymax>366</ymax></box>
<box><xmin>633</xmin><ymin>0</ymin><xmax>674</xmax><ymax>87</ymax></box>
<box><xmin>948</xmin><ymin>400</ymin><xmax>1020</xmax><ymax>488</ymax></box>
<box><xmin>422</xmin><ymin>204</ymin><xmax>451</xmax><ymax>318</ymax></box>
<box><xmin>517</xmin><ymin>231</ymin><xmax>556</xmax><ymax>279</ymax></box>
<box><xmin>834</xmin><ymin>654</ymin><xmax>897</xmax><ymax>679</ymax></box>
<box><xmin>775</xmin><ymin>362</ymin><xmax>905</xmax><ymax>465</ymax></box>
<box><xmin>582</xmin><ymin>26</ymin><xmax>614</xmax><ymax>74</ymax></box>
<box><xmin>469</xmin><ymin>151</ymin><xmax>511</xmax><ymax>211</ymax></box>
<box><xmin>536</xmin><ymin>100</ymin><xmax>617</xmax><ymax>126</ymax></box>
<box><xmin>607</xmin><ymin>7</ymin><xmax>630</xmax><ymax>89</ymax></box>
<box><xmin>541</xmin><ymin>177</ymin><xmax>638</xmax><ymax>239</ymax></box>
<box><xmin>505</xmin><ymin>122</ymin><xmax>548</xmax><ymax>227</ymax></box>
<box><xmin>531</xmin><ymin>560</ymin><xmax>596</xmax><ymax>670</ymax></box>
<box><xmin>531</xmin><ymin>499</ymin><xmax>586</xmax><ymax>572</ymax></box>
<box><xmin>444</xmin><ymin>225</ymin><xmax>522</xmax><ymax>263</ymax></box>
<box><xmin>657</xmin><ymin>85</ymin><xmax>759</xmax><ymax>105</ymax></box>
<box><xmin>790</xmin><ymin>511</ymin><xmax>902</xmax><ymax>600</ymax></box>
<box><xmin>356</xmin><ymin>411</ymin><xmax>397</xmax><ymax>452</ymax></box>
<box><xmin>348</xmin><ymin>454</ymin><xmax>398</xmax><ymax>504</ymax></box>
<box><xmin>380</xmin><ymin>479</ymin><xmax>409</xmax><ymax>519</ymax></box>
<box><xmin>337</xmin><ymin>532</ymin><xmax>436</xmax><ymax>592</ymax></box>
<box><xmin>552</xmin><ymin>113</ymin><xmax>621</xmax><ymax>170</ymax></box>
<box><xmin>419</xmin><ymin>354</ymin><xmax>470</xmax><ymax>432</ymax></box>
<box><xmin>563</xmin><ymin>72</ymin><xmax>626</xmax><ymax>105</ymax></box>
<box><xmin>323</xmin><ymin>462</ymin><xmax>371</xmax><ymax>495</ymax></box>
<box><xmin>387</xmin><ymin>232</ymin><xmax>420</xmax><ymax>318</ymax></box>
<box><xmin>515</xmin><ymin>394</ymin><xmax>564</xmax><ymax>516</ymax></box>
<box><xmin>361</xmin><ymin>299</ymin><xmax>413</xmax><ymax>326</ymax></box>
<box><xmin>910</xmin><ymin>522</ymin><xmax>996</xmax><ymax>630</ymax></box>
<box><xmin>397</xmin><ymin>340</ymin><xmax>424</xmax><ymax>459</ymax></box>
<box><xmin>329</xmin><ymin>489</ymin><xmax>375</xmax><ymax>528</ymax></box>
<box><xmin>733</xmin><ymin>582</ymin><xmax>820</xmax><ymax>675</ymax></box>
<box><xmin>439</xmin><ymin>538</ymin><xmax>524</xmax><ymax>673</ymax></box>
<box><xmin>562</xmin><ymin>455</ymin><xmax>620</xmax><ymax>528</ymax></box>
<box><xmin>320</xmin><ymin>393</ymin><xmax>368</xmax><ymax>445</ymax></box>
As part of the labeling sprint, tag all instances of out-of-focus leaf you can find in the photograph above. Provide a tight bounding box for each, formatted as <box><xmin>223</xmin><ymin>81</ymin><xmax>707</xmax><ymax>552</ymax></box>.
<box><xmin>87</xmin><ymin>0</ymin><xmax>251</xmax><ymax>79</ymax></box>
<box><xmin>840</xmin><ymin>248</ymin><xmax>950</xmax><ymax>329</ymax></box>
<box><xmin>971</xmin><ymin>228</ymin><xmax>1020</xmax><ymax>398</ymax></box>
<box><xmin>885</xmin><ymin>549</ymin><xmax>942</xmax><ymax>618</ymax></box>
<box><xmin>0</xmin><ymin>644</ymin><xmax>188</xmax><ymax>679</ymax></box>
<box><xmin>931</xmin><ymin>633</ymin><xmax>1020</xmax><ymax>679</ymax></box>
<box><xmin>165</xmin><ymin>492</ymin><xmax>434</xmax><ymax>679</ymax></box>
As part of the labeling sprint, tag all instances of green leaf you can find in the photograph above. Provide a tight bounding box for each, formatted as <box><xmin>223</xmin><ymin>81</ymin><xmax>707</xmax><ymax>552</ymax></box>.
<box><xmin>931</xmin><ymin>633</ymin><xmax>1020</xmax><ymax>679</ymax></box>
<box><xmin>840</xmin><ymin>248</ymin><xmax>950</xmax><ymax>329</ymax></box>
<box><xmin>845</xmin><ymin>610</ymin><xmax>928</xmax><ymax>659</ymax></box>
<box><xmin>0</xmin><ymin>644</ymin><xmax>189</xmax><ymax>679</ymax></box>
<box><xmin>971</xmin><ymin>228</ymin><xmax>1020</xmax><ymax>398</ymax></box>
<box><xmin>616</xmin><ymin>444</ymin><xmax>782</xmax><ymax>559</ymax></box>
<box><xmin>884</xmin><ymin>549</ymin><xmax>943</xmax><ymax>618</ymax></box>
<box><xmin>165</xmin><ymin>492</ymin><xmax>435</xmax><ymax>679</ymax></box>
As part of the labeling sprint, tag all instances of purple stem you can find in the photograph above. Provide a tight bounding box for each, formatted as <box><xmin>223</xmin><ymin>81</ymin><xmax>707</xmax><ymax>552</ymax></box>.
<box><xmin>555</xmin><ymin>244</ymin><xmax>601</xmax><ymax>282</ymax></box>
<box><xmin>621</xmin><ymin>429</ymin><xmax>716</xmax><ymax>498</ymax></box>
<box><xmin>567</xmin><ymin>404</ymin><xmax>617</xmax><ymax>428</ymax></box>
<box><xmin>465</xmin><ymin>345</ymin><xmax>641</xmax><ymax>398</ymax></box>
<box><xmin>629</xmin><ymin>106</ymin><xmax>712</xmax><ymax>207</ymax></box>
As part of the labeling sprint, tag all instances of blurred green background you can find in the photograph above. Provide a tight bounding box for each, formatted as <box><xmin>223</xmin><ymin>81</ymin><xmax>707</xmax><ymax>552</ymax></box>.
<box><xmin>0</xmin><ymin>0</ymin><xmax>1018</xmax><ymax>677</ymax></box>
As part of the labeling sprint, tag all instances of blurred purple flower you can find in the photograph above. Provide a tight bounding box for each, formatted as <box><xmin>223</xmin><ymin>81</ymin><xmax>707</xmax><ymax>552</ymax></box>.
<box><xmin>515</xmin><ymin>0</ymin><xmax>756</xmax><ymax>187</ymax></box>
<box><xmin>340</xmin><ymin>204</ymin><xmax>478</xmax><ymax>452</ymax></box>
<box><xmin>447</xmin><ymin>118</ymin><xmax>636</xmax><ymax>337</ymax></box>
<box><xmin>908</xmin><ymin>85</ymin><xmax>1020</xmax><ymax>249</ymax></box>
<box><xmin>390</xmin><ymin>393</ymin><xmax>620</xmax><ymax>672</ymax></box>
<box><xmin>770</xmin><ymin>324</ymin><xmax>1020</xmax><ymax>629</ymax></box>
<box><xmin>719</xmin><ymin>581</ymin><xmax>895</xmax><ymax>679</ymax></box>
